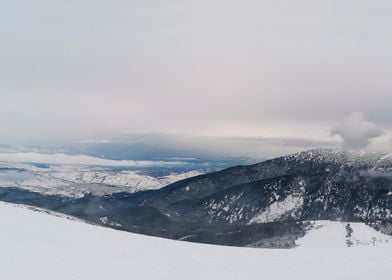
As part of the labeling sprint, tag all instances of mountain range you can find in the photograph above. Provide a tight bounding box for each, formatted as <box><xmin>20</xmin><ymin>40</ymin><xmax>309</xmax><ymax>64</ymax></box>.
<box><xmin>1</xmin><ymin>148</ymin><xmax>391</xmax><ymax>247</ymax></box>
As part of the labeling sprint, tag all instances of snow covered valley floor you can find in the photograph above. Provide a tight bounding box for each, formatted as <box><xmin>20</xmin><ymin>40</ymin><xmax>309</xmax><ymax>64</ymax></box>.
<box><xmin>0</xmin><ymin>202</ymin><xmax>391</xmax><ymax>280</ymax></box>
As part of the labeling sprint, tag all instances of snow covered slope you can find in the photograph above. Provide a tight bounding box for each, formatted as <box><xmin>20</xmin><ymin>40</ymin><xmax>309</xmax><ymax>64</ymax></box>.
<box><xmin>1</xmin><ymin>202</ymin><xmax>391</xmax><ymax>280</ymax></box>
<box><xmin>0</xmin><ymin>162</ymin><xmax>204</xmax><ymax>197</ymax></box>
<box><xmin>297</xmin><ymin>221</ymin><xmax>392</xmax><ymax>249</ymax></box>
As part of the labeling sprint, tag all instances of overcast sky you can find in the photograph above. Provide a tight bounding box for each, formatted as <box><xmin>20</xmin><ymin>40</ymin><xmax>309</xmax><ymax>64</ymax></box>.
<box><xmin>1</xmin><ymin>1</ymin><xmax>392</xmax><ymax>159</ymax></box>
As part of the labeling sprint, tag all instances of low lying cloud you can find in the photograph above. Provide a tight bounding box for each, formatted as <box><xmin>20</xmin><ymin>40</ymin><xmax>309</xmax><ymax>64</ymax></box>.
<box><xmin>331</xmin><ymin>112</ymin><xmax>384</xmax><ymax>150</ymax></box>
<box><xmin>64</xmin><ymin>134</ymin><xmax>337</xmax><ymax>160</ymax></box>
<box><xmin>0</xmin><ymin>133</ymin><xmax>337</xmax><ymax>162</ymax></box>
<box><xmin>0</xmin><ymin>152</ymin><xmax>186</xmax><ymax>167</ymax></box>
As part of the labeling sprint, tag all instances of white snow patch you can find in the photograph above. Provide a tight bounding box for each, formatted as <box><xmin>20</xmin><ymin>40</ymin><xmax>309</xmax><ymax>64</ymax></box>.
<box><xmin>297</xmin><ymin>221</ymin><xmax>392</xmax><ymax>249</ymax></box>
<box><xmin>249</xmin><ymin>195</ymin><xmax>304</xmax><ymax>224</ymax></box>
<box><xmin>100</xmin><ymin>216</ymin><xmax>109</xmax><ymax>225</ymax></box>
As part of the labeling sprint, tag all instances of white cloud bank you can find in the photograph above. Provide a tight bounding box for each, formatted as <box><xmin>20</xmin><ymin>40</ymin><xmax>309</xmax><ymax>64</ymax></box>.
<box><xmin>331</xmin><ymin>112</ymin><xmax>384</xmax><ymax>150</ymax></box>
<box><xmin>0</xmin><ymin>152</ymin><xmax>184</xmax><ymax>167</ymax></box>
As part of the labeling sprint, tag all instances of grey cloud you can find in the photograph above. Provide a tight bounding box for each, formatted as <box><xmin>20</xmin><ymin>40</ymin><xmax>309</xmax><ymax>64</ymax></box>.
<box><xmin>331</xmin><ymin>112</ymin><xmax>384</xmax><ymax>150</ymax></box>
<box><xmin>1</xmin><ymin>1</ymin><xmax>392</xmax><ymax>147</ymax></box>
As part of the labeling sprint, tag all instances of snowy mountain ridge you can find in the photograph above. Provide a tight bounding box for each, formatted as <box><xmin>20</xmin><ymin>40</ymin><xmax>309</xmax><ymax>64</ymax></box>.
<box><xmin>281</xmin><ymin>148</ymin><xmax>391</xmax><ymax>168</ymax></box>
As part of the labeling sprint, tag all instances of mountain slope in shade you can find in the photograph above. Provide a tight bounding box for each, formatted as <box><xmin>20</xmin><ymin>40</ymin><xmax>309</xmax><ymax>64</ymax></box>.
<box><xmin>127</xmin><ymin>149</ymin><xmax>392</xmax><ymax>225</ymax></box>
<box><xmin>0</xmin><ymin>202</ymin><xmax>391</xmax><ymax>280</ymax></box>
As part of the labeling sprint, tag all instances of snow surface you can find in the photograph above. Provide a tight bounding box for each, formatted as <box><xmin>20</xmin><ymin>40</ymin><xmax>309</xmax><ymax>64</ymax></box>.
<box><xmin>0</xmin><ymin>162</ymin><xmax>203</xmax><ymax>197</ymax></box>
<box><xmin>249</xmin><ymin>194</ymin><xmax>304</xmax><ymax>224</ymax></box>
<box><xmin>1</xmin><ymin>202</ymin><xmax>391</xmax><ymax>280</ymax></box>
<box><xmin>297</xmin><ymin>221</ymin><xmax>392</xmax><ymax>249</ymax></box>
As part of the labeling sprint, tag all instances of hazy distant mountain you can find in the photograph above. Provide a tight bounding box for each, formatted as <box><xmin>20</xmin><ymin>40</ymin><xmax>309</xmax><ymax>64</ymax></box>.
<box><xmin>0</xmin><ymin>162</ymin><xmax>206</xmax><ymax>197</ymax></box>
